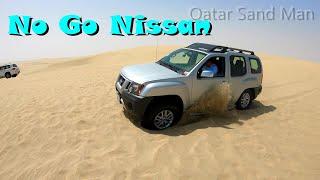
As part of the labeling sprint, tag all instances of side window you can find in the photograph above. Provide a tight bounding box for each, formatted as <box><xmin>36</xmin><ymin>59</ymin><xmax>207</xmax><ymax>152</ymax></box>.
<box><xmin>199</xmin><ymin>56</ymin><xmax>225</xmax><ymax>78</ymax></box>
<box><xmin>0</xmin><ymin>66</ymin><xmax>3</xmax><ymax>70</ymax></box>
<box><xmin>12</xmin><ymin>64</ymin><xmax>17</xmax><ymax>67</ymax></box>
<box><xmin>230</xmin><ymin>56</ymin><xmax>246</xmax><ymax>77</ymax></box>
<box><xmin>250</xmin><ymin>58</ymin><xmax>262</xmax><ymax>74</ymax></box>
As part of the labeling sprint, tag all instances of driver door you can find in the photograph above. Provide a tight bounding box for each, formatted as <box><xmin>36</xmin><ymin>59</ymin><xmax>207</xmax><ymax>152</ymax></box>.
<box><xmin>191</xmin><ymin>55</ymin><xmax>228</xmax><ymax>103</ymax></box>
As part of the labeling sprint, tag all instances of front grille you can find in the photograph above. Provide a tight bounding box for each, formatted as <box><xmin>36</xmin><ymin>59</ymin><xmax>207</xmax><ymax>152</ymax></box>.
<box><xmin>118</xmin><ymin>75</ymin><xmax>125</xmax><ymax>86</ymax></box>
<box><xmin>126</xmin><ymin>82</ymin><xmax>131</xmax><ymax>89</ymax></box>
<box><xmin>117</xmin><ymin>74</ymin><xmax>132</xmax><ymax>90</ymax></box>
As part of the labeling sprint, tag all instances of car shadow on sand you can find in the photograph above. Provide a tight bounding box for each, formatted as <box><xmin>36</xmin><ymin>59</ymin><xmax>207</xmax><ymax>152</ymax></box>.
<box><xmin>123</xmin><ymin>100</ymin><xmax>276</xmax><ymax>136</ymax></box>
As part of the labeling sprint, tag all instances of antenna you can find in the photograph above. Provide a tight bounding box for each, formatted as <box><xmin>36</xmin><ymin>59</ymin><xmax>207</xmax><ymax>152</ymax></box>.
<box><xmin>155</xmin><ymin>37</ymin><xmax>159</xmax><ymax>60</ymax></box>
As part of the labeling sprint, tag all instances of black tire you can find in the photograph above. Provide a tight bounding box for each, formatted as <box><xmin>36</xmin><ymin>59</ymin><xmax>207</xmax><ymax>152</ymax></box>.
<box><xmin>5</xmin><ymin>72</ymin><xmax>11</xmax><ymax>79</ymax></box>
<box><xmin>142</xmin><ymin>103</ymin><xmax>182</xmax><ymax>130</ymax></box>
<box><xmin>12</xmin><ymin>74</ymin><xmax>17</xmax><ymax>77</ymax></box>
<box><xmin>236</xmin><ymin>89</ymin><xmax>253</xmax><ymax>110</ymax></box>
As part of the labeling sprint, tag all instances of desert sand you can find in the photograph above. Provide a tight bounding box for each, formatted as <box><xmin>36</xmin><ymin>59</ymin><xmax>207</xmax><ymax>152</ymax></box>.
<box><xmin>0</xmin><ymin>46</ymin><xmax>320</xmax><ymax>179</ymax></box>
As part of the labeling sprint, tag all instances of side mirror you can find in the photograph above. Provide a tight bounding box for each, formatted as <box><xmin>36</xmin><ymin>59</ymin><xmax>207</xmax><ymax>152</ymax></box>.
<box><xmin>200</xmin><ymin>70</ymin><xmax>215</xmax><ymax>78</ymax></box>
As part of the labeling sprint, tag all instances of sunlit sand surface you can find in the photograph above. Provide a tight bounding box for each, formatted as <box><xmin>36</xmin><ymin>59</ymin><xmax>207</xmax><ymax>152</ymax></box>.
<box><xmin>0</xmin><ymin>46</ymin><xmax>319</xmax><ymax>179</ymax></box>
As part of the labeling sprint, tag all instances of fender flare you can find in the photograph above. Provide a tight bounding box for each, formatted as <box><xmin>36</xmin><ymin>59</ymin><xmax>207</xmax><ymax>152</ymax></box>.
<box><xmin>141</xmin><ymin>81</ymin><xmax>190</xmax><ymax>109</ymax></box>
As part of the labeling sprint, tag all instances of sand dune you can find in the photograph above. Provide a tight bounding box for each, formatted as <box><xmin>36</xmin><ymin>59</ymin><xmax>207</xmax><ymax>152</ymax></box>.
<box><xmin>0</xmin><ymin>46</ymin><xmax>320</xmax><ymax>179</ymax></box>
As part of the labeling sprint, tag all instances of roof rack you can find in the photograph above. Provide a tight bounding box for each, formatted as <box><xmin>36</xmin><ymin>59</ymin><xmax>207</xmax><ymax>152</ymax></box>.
<box><xmin>186</xmin><ymin>43</ymin><xmax>254</xmax><ymax>55</ymax></box>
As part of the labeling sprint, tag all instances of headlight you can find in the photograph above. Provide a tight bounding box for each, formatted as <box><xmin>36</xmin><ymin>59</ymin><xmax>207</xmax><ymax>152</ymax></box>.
<box><xmin>128</xmin><ymin>82</ymin><xmax>144</xmax><ymax>96</ymax></box>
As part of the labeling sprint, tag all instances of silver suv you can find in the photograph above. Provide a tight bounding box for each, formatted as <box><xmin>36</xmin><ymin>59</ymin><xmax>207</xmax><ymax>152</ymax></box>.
<box><xmin>116</xmin><ymin>43</ymin><xmax>263</xmax><ymax>130</ymax></box>
<box><xmin>0</xmin><ymin>63</ymin><xmax>20</xmax><ymax>79</ymax></box>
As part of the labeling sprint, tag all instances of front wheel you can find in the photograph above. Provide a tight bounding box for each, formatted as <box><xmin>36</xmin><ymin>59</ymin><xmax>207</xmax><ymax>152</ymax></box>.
<box><xmin>236</xmin><ymin>90</ymin><xmax>253</xmax><ymax>110</ymax></box>
<box><xmin>142</xmin><ymin>104</ymin><xmax>181</xmax><ymax>130</ymax></box>
<box><xmin>5</xmin><ymin>73</ymin><xmax>11</xmax><ymax>79</ymax></box>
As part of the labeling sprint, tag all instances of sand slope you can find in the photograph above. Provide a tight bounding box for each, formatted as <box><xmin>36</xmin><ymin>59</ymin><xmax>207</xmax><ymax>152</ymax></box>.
<box><xmin>0</xmin><ymin>46</ymin><xmax>320</xmax><ymax>179</ymax></box>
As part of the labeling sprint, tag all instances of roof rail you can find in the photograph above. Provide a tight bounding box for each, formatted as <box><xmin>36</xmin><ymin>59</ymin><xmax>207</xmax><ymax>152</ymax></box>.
<box><xmin>186</xmin><ymin>43</ymin><xmax>220</xmax><ymax>52</ymax></box>
<box><xmin>186</xmin><ymin>43</ymin><xmax>254</xmax><ymax>55</ymax></box>
<box><xmin>225</xmin><ymin>47</ymin><xmax>254</xmax><ymax>55</ymax></box>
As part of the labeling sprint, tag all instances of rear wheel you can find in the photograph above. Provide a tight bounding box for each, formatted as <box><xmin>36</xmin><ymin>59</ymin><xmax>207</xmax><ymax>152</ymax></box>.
<box><xmin>236</xmin><ymin>89</ymin><xmax>253</xmax><ymax>110</ymax></box>
<box><xmin>12</xmin><ymin>74</ymin><xmax>17</xmax><ymax>77</ymax></box>
<box><xmin>142</xmin><ymin>103</ymin><xmax>181</xmax><ymax>130</ymax></box>
<box><xmin>5</xmin><ymin>72</ymin><xmax>11</xmax><ymax>79</ymax></box>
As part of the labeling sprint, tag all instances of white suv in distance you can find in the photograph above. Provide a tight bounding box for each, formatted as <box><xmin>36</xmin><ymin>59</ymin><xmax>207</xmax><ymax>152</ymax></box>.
<box><xmin>0</xmin><ymin>63</ymin><xmax>20</xmax><ymax>79</ymax></box>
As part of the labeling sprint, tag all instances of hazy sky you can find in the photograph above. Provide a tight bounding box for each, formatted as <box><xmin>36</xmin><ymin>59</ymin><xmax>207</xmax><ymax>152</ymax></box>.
<box><xmin>0</xmin><ymin>0</ymin><xmax>319</xmax><ymax>62</ymax></box>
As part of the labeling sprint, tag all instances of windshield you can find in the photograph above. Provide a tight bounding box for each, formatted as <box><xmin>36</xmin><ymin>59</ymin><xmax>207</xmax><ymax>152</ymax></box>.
<box><xmin>157</xmin><ymin>48</ymin><xmax>206</xmax><ymax>74</ymax></box>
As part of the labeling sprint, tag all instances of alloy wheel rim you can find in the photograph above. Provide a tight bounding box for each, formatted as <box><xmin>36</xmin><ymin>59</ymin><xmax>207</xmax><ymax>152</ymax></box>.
<box><xmin>240</xmin><ymin>93</ymin><xmax>251</xmax><ymax>108</ymax></box>
<box><xmin>154</xmin><ymin>110</ymin><xmax>174</xmax><ymax>129</ymax></box>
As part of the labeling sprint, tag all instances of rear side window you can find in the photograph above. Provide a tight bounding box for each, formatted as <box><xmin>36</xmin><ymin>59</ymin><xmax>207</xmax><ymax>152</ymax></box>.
<box><xmin>12</xmin><ymin>64</ymin><xmax>17</xmax><ymax>67</ymax></box>
<box><xmin>250</xmin><ymin>58</ymin><xmax>262</xmax><ymax>74</ymax></box>
<box><xmin>230</xmin><ymin>56</ymin><xmax>246</xmax><ymax>77</ymax></box>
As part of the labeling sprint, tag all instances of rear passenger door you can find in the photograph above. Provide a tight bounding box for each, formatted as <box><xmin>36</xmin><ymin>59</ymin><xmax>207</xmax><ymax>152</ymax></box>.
<box><xmin>228</xmin><ymin>55</ymin><xmax>250</xmax><ymax>103</ymax></box>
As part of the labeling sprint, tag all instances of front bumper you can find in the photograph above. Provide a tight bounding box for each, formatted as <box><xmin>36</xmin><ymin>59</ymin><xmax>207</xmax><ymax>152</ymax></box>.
<box><xmin>116</xmin><ymin>89</ymin><xmax>153</xmax><ymax>120</ymax></box>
